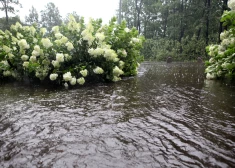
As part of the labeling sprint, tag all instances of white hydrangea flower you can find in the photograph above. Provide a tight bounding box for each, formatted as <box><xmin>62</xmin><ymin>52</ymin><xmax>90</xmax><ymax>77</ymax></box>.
<box><xmin>63</xmin><ymin>72</ymin><xmax>72</xmax><ymax>81</ymax></box>
<box><xmin>16</xmin><ymin>32</ymin><xmax>23</xmax><ymax>39</ymax></box>
<box><xmin>54</xmin><ymin>39</ymin><xmax>62</xmax><ymax>46</ymax></box>
<box><xmin>40</xmin><ymin>28</ymin><xmax>47</xmax><ymax>36</ymax></box>
<box><xmin>30</xmin><ymin>56</ymin><xmax>37</xmax><ymax>62</ymax></box>
<box><xmin>18</xmin><ymin>39</ymin><xmax>30</xmax><ymax>49</ymax></box>
<box><xmin>3</xmin><ymin>45</ymin><xmax>11</xmax><ymax>53</ymax></box>
<box><xmin>95</xmin><ymin>32</ymin><xmax>105</xmax><ymax>42</ymax></box>
<box><xmin>220</xmin><ymin>31</ymin><xmax>229</xmax><ymax>40</ymax></box>
<box><xmin>55</xmin><ymin>33</ymin><xmax>63</xmax><ymax>39</ymax></box>
<box><xmin>88</xmin><ymin>48</ymin><xmax>104</xmax><ymax>57</ymax></box>
<box><xmin>81</xmin><ymin>29</ymin><xmax>95</xmax><ymax>46</ymax></box>
<box><xmin>8</xmin><ymin>53</ymin><xmax>14</xmax><ymax>59</ymax></box>
<box><xmin>41</xmin><ymin>38</ymin><xmax>53</xmax><ymax>49</ymax></box>
<box><xmin>221</xmin><ymin>39</ymin><xmax>230</xmax><ymax>46</ymax></box>
<box><xmin>70</xmin><ymin>77</ymin><xmax>77</xmax><ymax>85</ymax></box>
<box><xmin>12</xmin><ymin>37</ymin><xmax>18</xmax><ymax>43</ymax></box>
<box><xmin>50</xmin><ymin>73</ymin><xmax>58</xmax><ymax>81</ymax></box>
<box><xmin>3</xmin><ymin>70</ymin><xmax>11</xmax><ymax>76</ymax></box>
<box><xmin>93</xmin><ymin>66</ymin><xmax>104</xmax><ymax>74</ymax></box>
<box><xmin>80</xmin><ymin>69</ymin><xmax>88</xmax><ymax>77</ymax></box>
<box><xmin>117</xmin><ymin>49</ymin><xmax>127</xmax><ymax>57</ymax></box>
<box><xmin>228</xmin><ymin>0</ymin><xmax>235</xmax><ymax>10</ymax></box>
<box><xmin>113</xmin><ymin>58</ymin><xmax>120</xmax><ymax>62</ymax></box>
<box><xmin>113</xmin><ymin>66</ymin><xmax>124</xmax><ymax>76</ymax></box>
<box><xmin>119</xmin><ymin>61</ymin><xmax>125</xmax><ymax>69</ymax></box>
<box><xmin>67</xmin><ymin>15</ymin><xmax>81</xmax><ymax>32</ymax></box>
<box><xmin>112</xmin><ymin>76</ymin><xmax>121</xmax><ymax>82</ymax></box>
<box><xmin>30</xmin><ymin>26</ymin><xmax>36</xmax><ymax>35</ymax></box>
<box><xmin>64</xmin><ymin>54</ymin><xmax>72</xmax><ymax>61</ymax></box>
<box><xmin>23</xmin><ymin>61</ymin><xmax>29</xmax><ymax>68</ymax></box>
<box><xmin>131</xmin><ymin>38</ymin><xmax>140</xmax><ymax>43</ymax></box>
<box><xmin>33</xmin><ymin>38</ymin><xmax>38</xmax><ymax>43</ymax></box>
<box><xmin>1</xmin><ymin>60</ymin><xmax>9</xmax><ymax>66</ymax></box>
<box><xmin>104</xmin><ymin>48</ymin><xmax>118</xmax><ymax>61</ymax></box>
<box><xmin>15</xmin><ymin>22</ymin><xmax>22</xmax><ymax>30</ymax></box>
<box><xmin>77</xmin><ymin>77</ymin><xmax>85</xmax><ymax>85</ymax></box>
<box><xmin>65</xmin><ymin>42</ymin><xmax>74</xmax><ymax>51</ymax></box>
<box><xmin>32</xmin><ymin>50</ymin><xmax>40</xmax><ymax>56</ymax></box>
<box><xmin>52</xmin><ymin>26</ymin><xmax>60</xmax><ymax>33</ymax></box>
<box><xmin>124</xmin><ymin>28</ymin><xmax>130</xmax><ymax>33</ymax></box>
<box><xmin>60</xmin><ymin>36</ymin><xmax>68</xmax><ymax>44</ymax></box>
<box><xmin>10</xmin><ymin>25</ymin><xmax>17</xmax><ymax>31</ymax></box>
<box><xmin>206</xmin><ymin>73</ymin><xmax>216</xmax><ymax>80</ymax></box>
<box><xmin>52</xmin><ymin>60</ymin><xmax>60</xmax><ymax>68</ymax></box>
<box><xmin>56</xmin><ymin>53</ymin><xmax>64</xmax><ymax>63</ymax></box>
<box><xmin>21</xmin><ymin>55</ymin><xmax>29</xmax><ymax>61</ymax></box>
<box><xmin>209</xmin><ymin>58</ymin><xmax>215</xmax><ymax>63</ymax></box>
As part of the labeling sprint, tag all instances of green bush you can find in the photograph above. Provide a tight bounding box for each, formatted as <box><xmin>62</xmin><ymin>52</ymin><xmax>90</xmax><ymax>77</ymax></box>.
<box><xmin>205</xmin><ymin>7</ymin><xmax>235</xmax><ymax>80</ymax></box>
<box><xmin>0</xmin><ymin>16</ymin><xmax>145</xmax><ymax>87</ymax></box>
<box><xmin>141</xmin><ymin>36</ymin><xmax>207</xmax><ymax>62</ymax></box>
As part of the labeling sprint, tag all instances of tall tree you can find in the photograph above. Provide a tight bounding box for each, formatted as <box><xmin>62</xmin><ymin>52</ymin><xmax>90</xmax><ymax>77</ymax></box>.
<box><xmin>63</xmin><ymin>11</ymin><xmax>80</xmax><ymax>24</ymax></box>
<box><xmin>0</xmin><ymin>0</ymin><xmax>21</xmax><ymax>26</ymax></box>
<box><xmin>0</xmin><ymin>15</ymin><xmax>20</xmax><ymax>30</ymax></box>
<box><xmin>40</xmin><ymin>2</ymin><xmax>62</xmax><ymax>31</ymax></box>
<box><xmin>25</xmin><ymin>6</ymin><xmax>39</xmax><ymax>25</ymax></box>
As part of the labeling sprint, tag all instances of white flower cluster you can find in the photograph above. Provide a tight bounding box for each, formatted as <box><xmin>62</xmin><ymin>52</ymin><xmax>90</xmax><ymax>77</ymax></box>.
<box><xmin>95</xmin><ymin>32</ymin><xmax>105</xmax><ymax>42</ymax></box>
<box><xmin>80</xmin><ymin>69</ymin><xmax>88</xmax><ymax>77</ymax></box>
<box><xmin>52</xmin><ymin>53</ymin><xmax>65</xmax><ymax>68</ymax></box>
<box><xmin>65</xmin><ymin>42</ymin><xmax>74</xmax><ymax>51</ymax></box>
<box><xmin>18</xmin><ymin>39</ymin><xmax>30</xmax><ymax>50</ymax></box>
<box><xmin>67</xmin><ymin>15</ymin><xmax>81</xmax><ymax>32</ymax></box>
<box><xmin>56</xmin><ymin>53</ymin><xmax>64</xmax><ymax>63</ymax></box>
<box><xmin>61</xmin><ymin>71</ymin><xmax>86</xmax><ymax>86</ymax></box>
<box><xmin>40</xmin><ymin>28</ymin><xmax>47</xmax><ymax>36</ymax></box>
<box><xmin>117</xmin><ymin>49</ymin><xmax>127</xmax><ymax>57</ymax></box>
<box><xmin>93</xmin><ymin>66</ymin><xmax>104</xmax><ymax>74</ymax></box>
<box><xmin>81</xmin><ymin>19</ymin><xmax>95</xmax><ymax>46</ymax></box>
<box><xmin>113</xmin><ymin>66</ymin><xmax>124</xmax><ymax>76</ymax></box>
<box><xmin>88</xmin><ymin>48</ymin><xmax>104</xmax><ymax>57</ymax></box>
<box><xmin>21</xmin><ymin>55</ymin><xmax>29</xmax><ymax>61</ymax></box>
<box><xmin>41</xmin><ymin>38</ymin><xmax>53</xmax><ymax>49</ymax></box>
<box><xmin>32</xmin><ymin>45</ymin><xmax>41</xmax><ymax>56</ymax></box>
<box><xmin>49</xmin><ymin>73</ymin><xmax>58</xmax><ymax>81</ymax></box>
<box><xmin>220</xmin><ymin>31</ymin><xmax>229</xmax><ymax>41</ymax></box>
<box><xmin>228</xmin><ymin>0</ymin><xmax>235</xmax><ymax>10</ymax></box>
<box><xmin>0</xmin><ymin>15</ymin><xmax>143</xmax><ymax>85</ymax></box>
<box><xmin>104</xmin><ymin>48</ymin><xmax>118</xmax><ymax>62</ymax></box>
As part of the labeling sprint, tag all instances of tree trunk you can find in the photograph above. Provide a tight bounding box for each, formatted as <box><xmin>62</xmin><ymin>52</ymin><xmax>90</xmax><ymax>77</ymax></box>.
<box><xmin>3</xmin><ymin>0</ymin><xmax>9</xmax><ymax>25</ymax></box>
<box><xmin>179</xmin><ymin>0</ymin><xmax>185</xmax><ymax>42</ymax></box>
<box><xmin>135</xmin><ymin>0</ymin><xmax>143</xmax><ymax>33</ymax></box>
<box><xmin>118</xmin><ymin>0</ymin><xmax>122</xmax><ymax>24</ymax></box>
<box><xmin>163</xmin><ymin>7</ymin><xmax>168</xmax><ymax>38</ymax></box>
<box><xmin>205</xmin><ymin>0</ymin><xmax>210</xmax><ymax>45</ymax></box>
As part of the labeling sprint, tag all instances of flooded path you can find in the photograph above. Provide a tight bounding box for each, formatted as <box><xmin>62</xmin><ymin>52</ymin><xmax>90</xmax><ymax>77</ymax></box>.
<box><xmin>0</xmin><ymin>62</ymin><xmax>235</xmax><ymax>167</ymax></box>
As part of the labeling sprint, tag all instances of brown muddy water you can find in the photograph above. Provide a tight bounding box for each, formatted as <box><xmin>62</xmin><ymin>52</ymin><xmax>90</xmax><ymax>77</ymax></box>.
<box><xmin>0</xmin><ymin>62</ymin><xmax>235</xmax><ymax>168</ymax></box>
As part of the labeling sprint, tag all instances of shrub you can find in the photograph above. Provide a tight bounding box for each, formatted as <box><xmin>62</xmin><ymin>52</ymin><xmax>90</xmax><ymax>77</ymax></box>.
<box><xmin>205</xmin><ymin>7</ymin><xmax>235</xmax><ymax>80</ymax></box>
<box><xmin>0</xmin><ymin>16</ymin><xmax>145</xmax><ymax>87</ymax></box>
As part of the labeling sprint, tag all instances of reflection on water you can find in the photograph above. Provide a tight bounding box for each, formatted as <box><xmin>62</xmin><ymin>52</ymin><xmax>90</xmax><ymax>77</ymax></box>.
<box><xmin>0</xmin><ymin>62</ymin><xmax>235</xmax><ymax>168</ymax></box>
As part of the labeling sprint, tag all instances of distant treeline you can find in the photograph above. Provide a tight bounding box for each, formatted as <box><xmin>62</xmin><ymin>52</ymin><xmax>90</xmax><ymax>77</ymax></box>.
<box><xmin>118</xmin><ymin>0</ymin><xmax>229</xmax><ymax>61</ymax></box>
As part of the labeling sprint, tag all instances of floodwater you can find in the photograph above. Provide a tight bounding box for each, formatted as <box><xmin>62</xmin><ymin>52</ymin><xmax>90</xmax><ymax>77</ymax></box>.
<box><xmin>0</xmin><ymin>62</ymin><xmax>235</xmax><ymax>168</ymax></box>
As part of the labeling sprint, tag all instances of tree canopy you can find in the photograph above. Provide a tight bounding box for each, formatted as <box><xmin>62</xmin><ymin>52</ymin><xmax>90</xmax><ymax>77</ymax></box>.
<box><xmin>0</xmin><ymin>0</ymin><xmax>21</xmax><ymax>27</ymax></box>
<box><xmin>118</xmin><ymin>0</ymin><xmax>229</xmax><ymax>61</ymax></box>
<box><xmin>40</xmin><ymin>2</ymin><xmax>62</xmax><ymax>32</ymax></box>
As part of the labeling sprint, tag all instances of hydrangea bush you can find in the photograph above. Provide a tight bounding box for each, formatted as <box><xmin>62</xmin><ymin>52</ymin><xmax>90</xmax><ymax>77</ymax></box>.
<box><xmin>0</xmin><ymin>16</ymin><xmax>144</xmax><ymax>87</ymax></box>
<box><xmin>205</xmin><ymin>1</ymin><xmax>235</xmax><ymax>80</ymax></box>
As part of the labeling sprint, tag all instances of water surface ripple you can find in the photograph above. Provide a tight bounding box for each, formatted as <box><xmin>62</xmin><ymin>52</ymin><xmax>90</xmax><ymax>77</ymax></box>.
<box><xmin>0</xmin><ymin>62</ymin><xmax>235</xmax><ymax>168</ymax></box>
